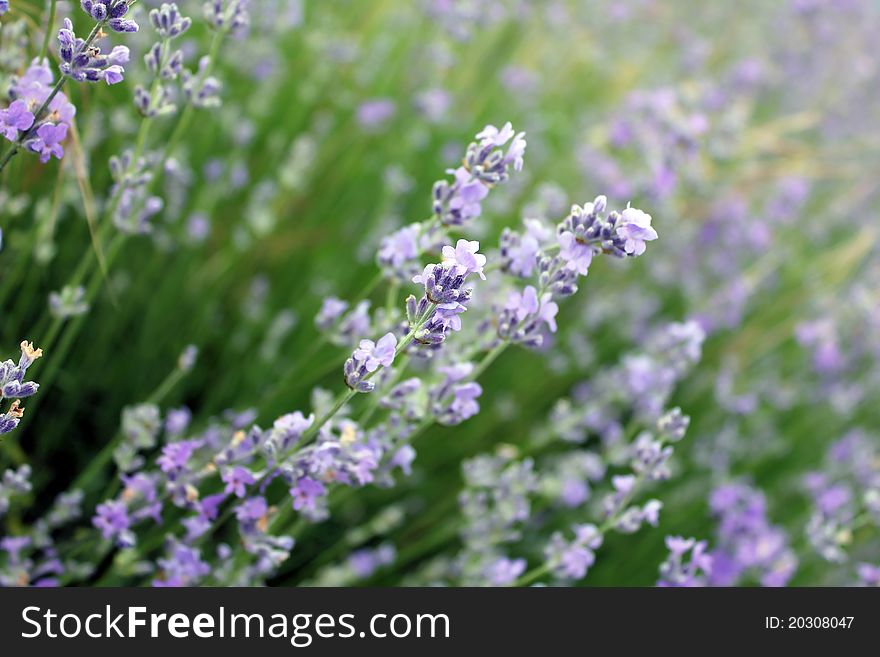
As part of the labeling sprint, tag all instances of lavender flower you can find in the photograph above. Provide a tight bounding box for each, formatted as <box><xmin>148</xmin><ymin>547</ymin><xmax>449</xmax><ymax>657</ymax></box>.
<box><xmin>58</xmin><ymin>18</ymin><xmax>131</xmax><ymax>84</ymax></box>
<box><xmin>48</xmin><ymin>285</ymin><xmax>89</xmax><ymax>319</ymax></box>
<box><xmin>92</xmin><ymin>500</ymin><xmax>134</xmax><ymax>546</ymax></box>
<box><xmin>498</xmin><ymin>285</ymin><xmax>559</xmax><ymax>346</ymax></box>
<box><xmin>405</xmin><ymin>241</ymin><xmax>487</xmax><ymax>347</ymax></box>
<box><xmin>221</xmin><ymin>466</ymin><xmax>255</xmax><ymax>498</ymax></box>
<box><xmin>0</xmin><ymin>100</ymin><xmax>34</xmax><ymax>141</ymax></box>
<box><xmin>545</xmin><ymin>524</ymin><xmax>603</xmax><ymax>581</ymax></box>
<box><xmin>484</xmin><ymin>557</ymin><xmax>527</xmax><ymax>586</ymax></box>
<box><xmin>657</xmin><ymin>536</ymin><xmax>713</xmax><ymax>587</ymax></box>
<box><xmin>80</xmin><ymin>2</ymin><xmax>140</xmax><ymax>33</ymax></box>
<box><xmin>430</xmin><ymin>364</ymin><xmax>483</xmax><ymax>426</ymax></box>
<box><xmin>26</xmin><ymin>122</ymin><xmax>67</xmax><ymax>163</ymax></box>
<box><xmin>616</xmin><ymin>207</ymin><xmax>658</xmax><ymax>256</ymax></box>
<box><xmin>499</xmin><ymin>219</ymin><xmax>552</xmax><ymax>278</ymax></box>
<box><xmin>204</xmin><ymin>0</ymin><xmax>251</xmax><ymax>34</ymax></box>
<box><xmin>150</xmin><ymin>2</ymin><xmax>192</xmax><ymax>38</ymax></box>
<box><xmin>136</xmin><ymin>3</ymin><xmax>192</xmax><ymax>117</ymax></box>
<box><xmin>290</xmin><ymin>477</ymin><xmax>325</xmax><ymax>513</ymax></box>
<box><xmin>0</xmin><ymin>466</ymin><xmax>32</xmax><ymax>516</ymax></box>
<box><xmin>432</xmin><ymin>123</ymin><xmax>526</xmax><ymax>227</ymax></box>
<box><xmin>0</xmin><ymin>1</ymin><xmax>8</xmax><ymax>15</ymax></box>
<box><xmin>344</xmin><ymin>332</ymin><xmax>397</xmax><ymax>393</ymax></box>
<box><xmin>153</xmin><ymin>540</ymin><xmax>211</xmax><ymax>586</ymax></box>
<box><xmin>441</xmin><ymin>239</ymin><xmax>487</xmax><ymax>280</ymax></box>
<box><xmin>1</xmin><ymin>341</ymin><xmax>43</xmax><ymax>435</ymax></box>
<box><xmin>182</xmin><ymin>56</ymin><xmax>222</xmax><ymax>108</ymax></box>
<box><xmin>803</xmin><ymin>430</ymin><xmax>879</xmax><ymax>564</ymax></box>
<box><xmin>708</xmin><ymin>483</ymin><xmax>798</xmax><ymax>587</ymax></box>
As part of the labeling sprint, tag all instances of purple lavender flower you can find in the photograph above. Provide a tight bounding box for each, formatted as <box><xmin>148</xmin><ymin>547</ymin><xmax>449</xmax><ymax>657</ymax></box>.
<box><xmin>484</xmin><ymin>557</ymin><xmax>527</xmax><ymax>586</ymax></box>
<box><xmin>442</xmin><ymin>239</ymin><xmax>487</xmax><ymax>280</ymax></box>
<box><xmin>92</xmin><ymin>500</ymin><xmax>134</xmax><ymax>546</ymax></box>
<box><xmin>0</xmin><ymin>1</ymin><xmax>8</xmax><ymax>15</ymax></box>
<box><xmin>222</xmin><ymin>466</ymin><xmax>256</xmax><ymax>498</ymax></box>
<box><xmin>406</xmin><ymin>243</ymin><xmax>486</xmax><ymax>347</ymax></box>
<box><xmin>157</xmin><ymin>439</ymin><xmax>200</xmax><ymax>477</ymax></box>
<box><xmin>390</xmin><ymin>445</ymin><xmax>416</xmax><ymax>476</ymax></box>
<box><xmin>315</xmin><ymin>297</ymin><xmax>349</xmax><ymax>331</ymax></box>
<box><xmin>353</xmin><ymin>333</ymin><xmax>397</xmax><ymax>372</ymax></box>
<box><xmin>58</xmin><ymin>18</ymin><xmax>131</xmax><ymax>83</ymax></box>
<box><xmin>153</xmin><ymin>540</ymin><xmax>210</xmax><ymax>587</ymax></box>
<box><xmin>857</xmin><ymin>564</ymin><xmax>880</xmax><ymax>587</ymax></box>
<box><xmin>164</xmin><ymin>407</ymin><xmax>192</xmax><ymax>436</ymax></box>
<box><xmin>414</xmin><ymin>88</ymin><xmax>450</xmax><ymax>123</ymax></box>
<box><xmin>500</xmin><ymin>219</ymin><xmax>552</xmax><ymax>278</ymax></box>
<box><xmin>344</xmin><ymin>332</ymin><xmax>398</xmax><ymax>392</ymax></box>
<box><xmin>476</xmin><ymin>122</ymin><xmax>527</xmax><ymax>170</ymax></box>
<box><xmin>235</xmin><ymin>495</ymin><xmax>268</xmax><ymax>527</ymax></box>
<box><xmin>378</xmin><ymin>225</ymin><xmax>420</xmax><ymax>270</ymax></box>
<box><xmin>204</xmin><ymin>0</ymin><xmax>251</xmax><ymax>34</ymax></box>
<box><xmin>290</xmin><ymin>477</ymin><xmax>326</xmax><ymax>513</ymax></box>
<box><xmin>0</xmin><ymin>535</ymin><xmax>32</xmax><ymax>561</ymax></box>
<box><xmin>0</xmin><ymin>465</ymin><xmax>32</xmax><ymax>515</ymax></box>
<box><xmin>1</xmin><ymin>341</ymin><xmax>43</xmax><ymax>435</ymax></box>
<box><xmin>616</xmin><ymin>207</ymin><xmax>658</xmax><ymax>256</ymax></box>
<box><xmin>657</xmin><ymin>536</ymin><xmax>713</xmax><ymax>587</ymax></box>
<box><xmin>432</xmin><ymin>123</ymin><xmax>526</xmax><ymax>226</ymax></box>
<box><xmin>546</xmin><ymin>524</ymin><xmax>603</xmax><ymax>581</ymax></box>
<box><xmin>557</xmin><ymin>229</ymin><xmax>594</xmax><ymax>276</ymax></box>
<box><xmin>149</xmin><ymin>2</ymin><xmax>192</xmax><ymax>38</ymax></box>
<box><xmin>26</xmin><ymin>123</ymin><xmax>67</xmax><ymax>163</ymax></box>
<box><xmin>0</xmin><ymin>100</ymin><xmax>35</xmax><ymax>141</ymax></box>
<box><xmin>80</xmin><ymin>1</ymin><xmax>139</xmax><ymax>32</ymax></box>
<box><xmin>498</xmin><ymin>285</ymin><xmax>559</xmax><ymax>347</ymax></box>
<box><xmin>430</xmin><ymin>364</ymin><xmax>483</xmax><ymax>426</ymax></box>
<box><xmin>708</xmin><ymin>483</ymin><xmax>797</xmax><ymax>586</ymax></box>
<box><xmin>348</xmin><ymin>544</ymin><xmax>396</xmax><ymax>579</ymax></box>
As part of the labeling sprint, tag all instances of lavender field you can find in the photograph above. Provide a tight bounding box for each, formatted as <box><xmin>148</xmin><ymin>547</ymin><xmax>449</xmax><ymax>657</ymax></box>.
<box><xmin>0</xmin><ymin>0</ymin><xmax>878</xmax><ymax>587</ymax></box>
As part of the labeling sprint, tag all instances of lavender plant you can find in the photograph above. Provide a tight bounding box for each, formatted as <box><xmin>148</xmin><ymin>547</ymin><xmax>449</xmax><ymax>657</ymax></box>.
<box><xmin>1</xmin><ymin>0</ymin><xmax>879</xmax><ymax>590</ymax></box>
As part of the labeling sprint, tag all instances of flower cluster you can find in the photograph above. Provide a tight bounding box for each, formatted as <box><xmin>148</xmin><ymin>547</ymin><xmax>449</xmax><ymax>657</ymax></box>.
<box><xmin>803</xmin><ymin>430</ymin><xmax>879</xmax><ymax>565</ymax></box>
<box><xmin>0</xmin><ymin>466</ymin><xmax>31</xmax><ymax>516</ymax></box>
<box><xmin>108</xmin><ymin>149</ymin><xmax>164</xmax><ymax>234</ymax></box>
<box><xmin>80</xmin><ymin>1</ymin><xmax>139</xmax><ymax>33</ymax></box>
<box><xmin>3</xmin><ymin>60</ymin><xmax>75</xmax><ymax>162</ymax></box>
<box><xmin>657</xmin><ymin>536</ymin><xmax>713</xmax><ymax>587</ymax></box>
<box><xmin>432</xmin><ymin>122</ymin><xmax>526</xmax><ymax>227</ymax></box>
<box><xmin>135</xmin><ymin>3</ymin><xmax>192</xmax><ymax>117</ymax></box>
<box><xmin>58</xmin><ymin>18</ymin><xmax>130</xmax><ymax>84</ymax></box>
<box><xmin>204</xmin><ymin>0</ymin><xmax>251</xmax><ymax>34</ymax></box>
<box><xmin>344</xmin><ymin>333</ymin><xmax>397</xmax><ymax>393</ymax></box>
<box><xmin>48</xmin><ymin>285</ymin><xmax>90</xmax><ymax>320</ymax></box>
<box><xmin>440</xmin><ymin>320</ymin><xmax>699</xmax><ymax>587</ymax></box>
<box><xmin>708</xmin><ymin>483</ymin><xmax>798</xmax><ymax>586</ymax></box>
<box><xmin>494</xmin><ymin>197</ymin><xmax>657</xmax><ymax>350</ymax></box>
<box><xmin>456</xmin><ymin>453</ymin><xmax>537</xmax><ymax>585</ymax></box>
<box><xmin>375</xmin><ymin>123</ymin><xmax>525</xmax><ymax>282</ymax></box>
<box><xmin>406</xmin><ymin>239</ymin><xmax>486</xmax><ymax>348</ymax></box>
<box><xmin>1</xmin><ymin>483</ymin><xmax>85</xmax><ymax>587</ymax></box>
<box><xmin>546</xmin><ymin>524</ymin><xmax>603</xmax><ymax>581</ymax></box>
<box><xmin>0</xmin><ymin>341</ymin><xmax>43</xmax><ymax>435</ymax></box>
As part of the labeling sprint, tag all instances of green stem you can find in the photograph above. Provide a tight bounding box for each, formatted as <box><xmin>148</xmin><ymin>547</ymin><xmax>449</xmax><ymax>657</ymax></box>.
<box><xmin>470</xmin><ymin>340</ymin><xmax>509</xmax><ymax>380</ymax></box>
<box><xmin>40</xmin><ymin>0</ymin><xmax>58</xmax><ymax>61</ymax></box>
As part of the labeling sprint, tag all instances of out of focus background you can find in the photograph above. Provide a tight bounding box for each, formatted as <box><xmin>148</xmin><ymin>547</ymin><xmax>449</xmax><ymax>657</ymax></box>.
<box><xmin>1</xmin><ymin>0</ymin><xmax>878</xmax><ymax>586</ymax></box>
